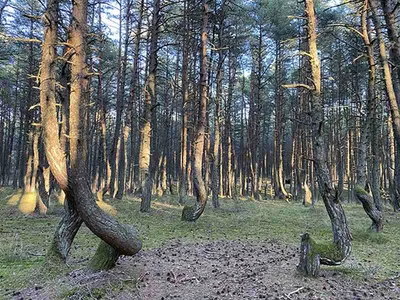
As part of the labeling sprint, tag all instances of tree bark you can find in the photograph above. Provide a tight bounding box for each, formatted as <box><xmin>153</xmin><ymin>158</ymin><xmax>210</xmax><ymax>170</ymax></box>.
<box><xmin>182</xmin><ymin>1</ymin><xmax>209</xmax><ymax>222</ymax></box>
<box><xmin>354</xmin><ymin>0</ymin><xmax>384</xmax><ymax>232</ymax></box>
<box><xmin>297</xmin><ymin>0</ymin><xmax>352</xmax><ymax>276</ymax></box>
<box><xmin>139</xmin><ymin>0</ymin><xmax>160</xmax><ymax>212</ymax></box>
<box><xmin>39</xmin><ymin>0</ymin><xmax>83</xmax><ymax>262</ymax></box>
<box><xmin>179</xmin><ymin>0</ymin><xmax>190</xmax><ymax>205</ymax></box>
<box><xmin>40</xmin><ymin>0</ymin><xmax>142</xmax><ymax>269</ymax></box>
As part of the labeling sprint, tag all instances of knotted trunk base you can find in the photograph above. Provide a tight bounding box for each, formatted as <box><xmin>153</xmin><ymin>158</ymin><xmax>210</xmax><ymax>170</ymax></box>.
<box><xmin>181</xmin><ymin>203</ymin><xmax>206</xmax><ymax>222</ymax></box>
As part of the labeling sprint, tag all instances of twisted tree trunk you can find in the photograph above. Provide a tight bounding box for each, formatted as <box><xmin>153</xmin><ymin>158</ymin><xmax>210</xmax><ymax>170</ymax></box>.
<box><xmin>296</xmin><ymin>0</ymin><xmax>352</xmax><ymax>276</ymax></box>
<box><xmin>40</xmin><ymin>0</ymin><xmax>142</xmax><ymax>269</ymax></box>
<box><xmin>354</xmin><ymin>0</ymin><xmax>383</xmax><ymax>232</ymax></box>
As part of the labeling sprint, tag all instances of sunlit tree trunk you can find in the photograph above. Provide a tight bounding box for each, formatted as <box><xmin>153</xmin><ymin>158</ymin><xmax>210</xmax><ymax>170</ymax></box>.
<box><xmin>139</xmin><ymin>0</ymin><xmax>160</xmax><ymax>212</ymax></box>
<box><xmin>182</xmin><ymin>0</ymin><xmax>209</xmax><ymax>221</ymax></box>
<box><xmin>296</xmin><ymin>0</ymin><xmax>351</xmax><ymax>277</ymax></box>
<box><xmin>179</xmin><ymin>0</ymin><xmax>189</xmax><ymax>204</ymax></box>
<box><xmin>41</xmin><ymin>0</ymin><xmax>142</xmax><ymax>270</ymax></box>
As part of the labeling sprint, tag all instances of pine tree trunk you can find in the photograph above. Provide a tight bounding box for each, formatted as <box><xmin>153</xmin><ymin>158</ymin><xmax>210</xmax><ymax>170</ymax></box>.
<box><xmin>354</xmin><ymin>2</ymin><xmax>384</xmax><ymax>232</ymax></box>
<box><xmin>182</xmin><ymin>1</ymin><xmax>209</xmax><ymax>222</ymax></box>
<box><xmin>139</xmin><ymin>0</ymin><xmax>159</xmax><ymax>212</ymax></box>
<box><xmin>297</xmin><ymin>0</ymin><xmax>352</xmax><ymax>276</ymax></box>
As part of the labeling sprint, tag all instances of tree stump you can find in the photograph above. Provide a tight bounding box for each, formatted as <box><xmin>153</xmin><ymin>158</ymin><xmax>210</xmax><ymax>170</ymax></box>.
<box><xmin>298</xmin><ymin>233</ymin><xmax>348</xmax><ymax>277</ymax></box>
<box><xmin>297</xmin><ymin>233</ymin><xmax>321</xmax><ymax>276</ymax></box>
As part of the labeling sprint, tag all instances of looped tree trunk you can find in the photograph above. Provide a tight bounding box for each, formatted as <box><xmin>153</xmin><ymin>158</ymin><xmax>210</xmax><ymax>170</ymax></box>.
<box><xmin>294</xmin><ymin>0</ymin><xmax>352</xmax><ymax>277</ymax></box>
<box><xmin>68</xmin><ymin>165</ymin><xmax>142</xmax><ymax>258</ymax></box>
<box><xmin>298</xmin><ymin>188</ymin><xmax>352</xmax><ymax>277</ymax></box>
<box><xmin>297</xmin><ymin>231</ymin><xmax>350</xmax><ymax>277</ymax></box>
<box><xmin>181</xmin><ymin>175</ymin><xmax>207</xmax><ymax>222</ymax></box>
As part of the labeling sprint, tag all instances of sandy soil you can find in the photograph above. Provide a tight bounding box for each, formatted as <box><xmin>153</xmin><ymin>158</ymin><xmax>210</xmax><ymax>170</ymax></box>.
<box><xmin>12</xmin><ymin>240</ymin><xmax>400</xmax><ymax>299</ymax></box>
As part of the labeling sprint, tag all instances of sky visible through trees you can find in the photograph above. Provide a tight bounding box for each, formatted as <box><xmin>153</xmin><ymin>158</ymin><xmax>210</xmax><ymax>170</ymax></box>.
<box><xmin>0</xmin><ymin>0</ymin><xmax>400</xmax><ymax>297</ymax></box>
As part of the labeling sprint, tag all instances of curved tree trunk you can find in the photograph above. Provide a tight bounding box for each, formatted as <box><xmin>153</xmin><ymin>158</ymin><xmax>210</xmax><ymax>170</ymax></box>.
<box><xmin>354</xmin><ymin>1</ymin><xmax>384</xmax><ymax>232</ymax></box>
<box><xmin>68</xmin><ymin>165</ymin><xmax>142</xmax><ymax>256</ymax></box>
<box><xmin>47</xmin><ymin>196</ymin><xmax>82</xmax><ymax>262</ymax></box>
<box><xmin>69</xmin><ymin>0</ymin><xmax>142</xmax><ymax>269</ymax></box>
<box><xmin>40</xmin><ymin>0</ymin><xmax>142</xmax><ymax>269</ymax></box>
<box><xmin>355</xmin><ymin>186</ymin><xmax>384</xmax><ymax>232</ymax></box>
<box><xmin>182</xmin><ymin>1</ymin><xmax>209</xmax><ymax>222</ymax></box>
<box><xmin>295</xmin><ymin>0</ymin><xmax>352</xmax><ymax>276</ymax></box>
<box><xmin>39</xmin><ymin>0</ymin><xmax>83</xmax><ymax>262</ymax></box>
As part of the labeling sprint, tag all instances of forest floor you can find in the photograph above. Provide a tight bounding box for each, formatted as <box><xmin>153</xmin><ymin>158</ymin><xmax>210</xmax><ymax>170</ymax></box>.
<box><xmin>0</xmin><ymin>187</ymin><xmax>399</xmax><ymax>299</ymax></box>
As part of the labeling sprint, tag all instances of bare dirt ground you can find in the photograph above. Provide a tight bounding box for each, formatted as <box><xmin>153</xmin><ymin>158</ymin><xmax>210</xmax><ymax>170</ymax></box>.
<box><xmin>13</xmin><ymin>240</ymin><xmax>400</xmax><ymax>300</ymax></box>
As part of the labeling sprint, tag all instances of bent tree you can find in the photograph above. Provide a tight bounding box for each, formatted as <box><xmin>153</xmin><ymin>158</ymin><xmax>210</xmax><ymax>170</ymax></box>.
<box><xmin>354</xmin><ymin>0</ymin><xmax>383</xmax><ymax>232</ymax></box>
<box><xmin>285</xmin><ymin>0</ymin><xmax>352</xmax><ymax>276</ymax></box>
<box><xmin>39</xmin><ymin>0</ymin><xmax>82</xmax><ymax>261</ymax></box>
<box><xmin>40</xmin><ymin>0</ymin><xmax>141</xmax><ymax>270</ymax></box>
<box><xmin>182</xmin><ymin>0</ymin><xmax>209</xmax><ymax>222</ymax></box>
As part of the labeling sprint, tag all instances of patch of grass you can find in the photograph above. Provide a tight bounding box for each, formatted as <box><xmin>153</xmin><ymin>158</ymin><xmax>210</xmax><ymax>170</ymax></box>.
<box><xmin>1</xmin><ymin>186</ymin><xmax>400</xmax><ymax>296</ymax></box>
<box><xmin>59</xmin><ymin>287</ymin><xmax>78</xmax><ymax>299</ymax></box>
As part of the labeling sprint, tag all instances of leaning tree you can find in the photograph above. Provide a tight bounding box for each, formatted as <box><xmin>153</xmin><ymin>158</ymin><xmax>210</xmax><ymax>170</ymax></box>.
<box><xmin>40</xmin><ymin>0</ymin><xmax>141</xmax><ymax>271</ymax></box>
<box><xmin>181</xmin><ymin>0</ymin><xmax>209</xmax><ymax>222</ymax></box>
<box><xmin>284</xmin><ymin>0</ymin><xmax>352</xmax><ymax>276</ymax></box>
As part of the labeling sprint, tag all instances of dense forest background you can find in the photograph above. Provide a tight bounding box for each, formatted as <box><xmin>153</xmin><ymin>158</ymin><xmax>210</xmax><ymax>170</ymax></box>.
<box><xmin>1</xmin><ymin>0</ymin><xmax>399</xmax><ymax>211</ymax></box>
<box><xmin>0</xmin><ymin>0</ymin><xmax>400</xmax><ymax>282</ymax></box>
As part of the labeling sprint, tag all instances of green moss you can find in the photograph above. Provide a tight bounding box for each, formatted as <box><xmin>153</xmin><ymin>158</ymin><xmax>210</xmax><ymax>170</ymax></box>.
<box><xmin>88</xmin><ymin>241</ymin><xmax>119</xmax><ymax>272</ymax></box>
<box><xmin>1</xmin><ymin>187</ymin><xmax>400</xmax><ymax>293</ymax></box>
<box><xmin>354</xmin><ymin>185</ymin><xmax>369</xmax><ymax>195</ymax></box>
<box><xmin>181</xmin><ymin>205</ymin><xmax>196</xmax><ymax>221</ymax></box>
<box><xmin>59</xmin><ymin>287</ymin><xmax>78</xmax><ymax>299</ymax></box>
<box><xmin>308</xmin><ymin>236</ymin><xmax>345</xmax><ymax>262</ymax></box>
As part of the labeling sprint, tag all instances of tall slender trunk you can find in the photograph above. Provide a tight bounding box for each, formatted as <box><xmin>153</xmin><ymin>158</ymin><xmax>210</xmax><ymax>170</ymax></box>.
<box><xmin>274</xmin><ymin>40</ymin><xmax>289</xmax><ymax>200</ymax></box>
<box><xmin>182</xmin><ymin>1</ymin><xmax>209</xmax><ymax>222</ymax></box>
<box><xmin>127</xmin><ymin>0</ymin><xmax>144</xmax><ymax>193</ymax></box>
<box><xmin>296</xmin><ymin>0</ymin><xmax>351</xmax><ymax>277</ymax></box>
<box><xmin>211</xmin><ymin>3</ymin><xmax>225</xmax><ymax>208</ymax></box>
<box><xmin>140</xmin><ymin>0</ymin><xmax>160</xmax><ymax>212</ymax></box>
<box><xmin>110</xmin><ymin>0</ymin><xmax>130</xmax><ymax>198</ymax></box>
<box><xmin>369</xmin><ymin>0</ymin><xmax>400</xmax><ymax>142</ymax></box>
<box><xmin>354</xmin><ymin>0</ymin><xmax>384</xmax><ymax>232</ymax></box>
<box><xmin>179</xmin><ymin>0</ymin><xmax>189</xmax><ymax>204</ymax></box>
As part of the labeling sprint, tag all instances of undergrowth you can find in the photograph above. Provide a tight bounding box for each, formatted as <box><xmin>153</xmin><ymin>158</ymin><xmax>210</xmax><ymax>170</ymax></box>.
<box><xmin>1</xmin><ymin>187</ymin><xmax>399</xmax><ymax>297</ymax></box>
